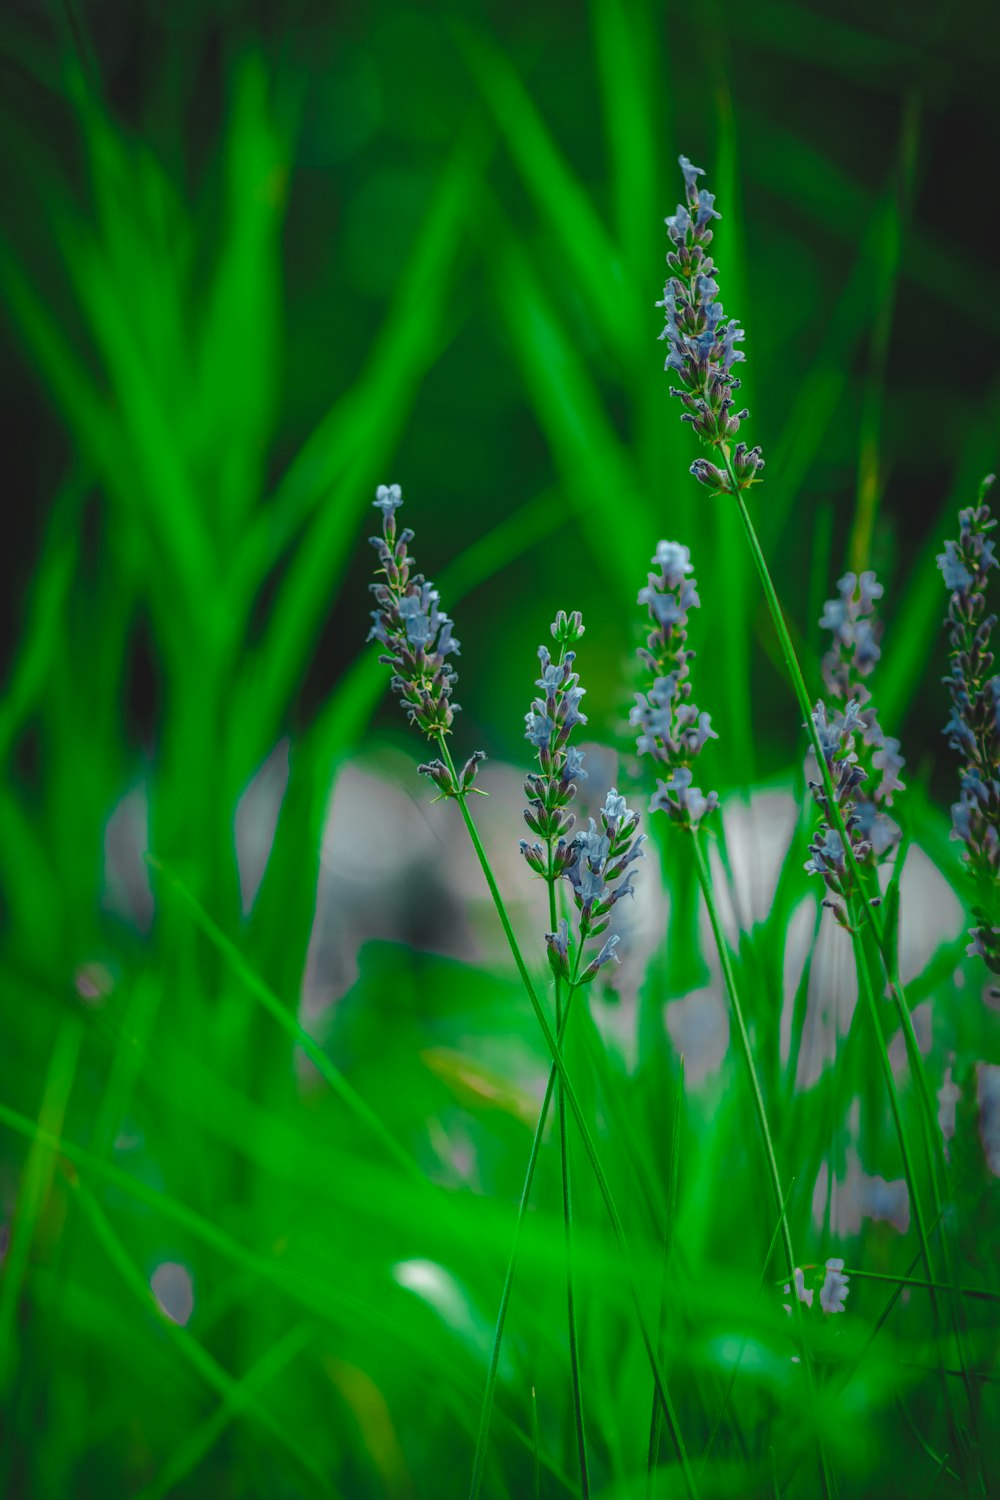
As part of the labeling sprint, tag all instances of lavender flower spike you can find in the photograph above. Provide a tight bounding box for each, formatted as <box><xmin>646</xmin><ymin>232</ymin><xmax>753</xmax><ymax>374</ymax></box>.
<box><xmin>366</xmin><ymin>484</ymin><xmax>485</xmax><ymax>798</ymax></box>
<box><xmin>658</xmin><ymin>156</ymin><xmax>764</xmax><ymax>493</ymax></box>
<box><xmin>814</xmin><ymin>569</ymin><xmax>905</xmax><ymax>869</ymax></box>
<box><xmin>520</xmin><ymin>627</ymin><xmax>589</xmax><ymax>875</ymax></box>
<box><xmin>938</xmin><ymin>476</ymin><xmax>1000</xmax><ymax>972</ymax></box>
<box><xmin>819</xmin><ymin>1259</ymin><xmax>850</xmax><ymax>1315</ymax></box>
<box><xmin>632</xmin><ymin>539</ymin><xmax>718</xmax><ymax>830</ymax></box>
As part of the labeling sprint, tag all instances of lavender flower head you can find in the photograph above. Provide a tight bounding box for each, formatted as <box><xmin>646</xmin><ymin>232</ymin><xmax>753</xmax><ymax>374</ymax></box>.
<box><xmin>938</xmin><ymin>477</ymin><xmax>1000</xmax><ymax>972</ymax></box>
<box><xmin>562</xmin><ymin>788</ymin><xmax>646</xmax><ymax>984</ymax></box>
<box><xmin>520</xmin><ymin>613</ymin><xmax>642</xmax><ymax>986</ymax></box>
<box><xmin>631</xmin><ymin>539</ymin><xmax>718</xmax><ymax>829</ymax></box>
<box><xmin>520</xmin><ymin>611</ymin><xmax>590</xmax><ymax>884</ymax></box>
<box><xmin>658</xmin><ymin>156</ymin><xmax>764</xmax><ymax>495</ymax></box>
<box><xmin>805</xmin><ymin>565</ymin><xmax>906</xmax><ymax>926</ymax></box>
<box><xmin>367</xmin><ymin>484</ymin><xmax>483</xmax><ymax>798</ymax></box>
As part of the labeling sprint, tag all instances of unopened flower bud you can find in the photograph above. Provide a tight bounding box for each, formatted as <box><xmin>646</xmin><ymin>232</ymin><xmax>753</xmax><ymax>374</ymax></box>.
<box><xmin>459</xmin><ymin>750</ymin><xmax>487</xmax><ymax>792</ymax></box>
<box><xmin>551</xmin><ymin>610</ymin><xmax>586</xmax><ymax>645</ymax></box>
<box><xmin>689</xmin><ymin>458</ymin><xmax>729</xmax><ymax>492</ymax></box>
<box><xmin>545</xmin><ymin>918</ymin><xmax>571</xmax><ymax>979</ymax></box>
<box><xmin>579</xmin><ymin>934</ymin><xmax>620</xmax><ymax>984</ymax></box>
<box><xmin>417</xmin><ymin>759</ymin><xmax>457</xmax><ymax>798</ymax></box>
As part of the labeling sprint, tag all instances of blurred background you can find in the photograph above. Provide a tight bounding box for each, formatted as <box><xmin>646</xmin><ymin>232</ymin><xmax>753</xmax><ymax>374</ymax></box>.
<box><xmin>2</xmin><ymin>1</ymin><xmax>999</xmax><ymax>1496</ymax></box>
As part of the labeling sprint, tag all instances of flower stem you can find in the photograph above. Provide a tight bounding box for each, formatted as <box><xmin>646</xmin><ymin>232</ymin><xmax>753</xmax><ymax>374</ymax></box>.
<box><xmin>691</xmin><ymin>828</ymin><xmax>834</xmax><ymax>1500</ymax></box>
<box><xmin>725</xmin><ymin>455</ymin><xmax>984</xmax><ymax>1483</ymax></box>
<box><xmin>846</xmin><ymin>902</ymin><xmax>971</xmax><ymax>1490</ymax></box>
<box><xmin>436</xmin><ymin>737</ymin><xmax>699</xmax><ymax>1500</ymax></box>
<box><xmin>468</xmin><ymin>971</ymin><xmax>579</xmax><ymax>1500</ymax></box>
<box><xmin>548</xmin><ymin>855</ymin><xmax>590</xmax><ymax>1498</ymax></box>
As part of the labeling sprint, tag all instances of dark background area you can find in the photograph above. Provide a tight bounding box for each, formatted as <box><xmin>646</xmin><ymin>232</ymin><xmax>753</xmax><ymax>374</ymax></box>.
<box><xmin>2</xmin><ymin>0</ymin><xmax>999</xmax><ymax>790</ymax></box>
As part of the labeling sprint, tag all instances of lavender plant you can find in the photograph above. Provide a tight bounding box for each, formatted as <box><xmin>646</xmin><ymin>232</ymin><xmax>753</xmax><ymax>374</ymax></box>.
<box><xmin>629</xmin><ymin>537</ymin><xmax>832</xmax><ymax>1491</ymax></box>
<box><xmin>367</xmin><ymin>492</ymin><xmax>696</xmax><ymax>1500</ymax></box>
<box><xmin>938</xmin><ymin>476</ymin><xmax>1000</xmax><ymax>972</ymax></box>
<box><xmin>804</xmin><ymin>571</ymin><xmax>905</xmax><ymax>928</ymax></box>
<box><xmin>366</xmin><ymin>483</ymin><xmax>485</xmax><ymax>797</ymax></box>
<box><xmin>658</xmin><ymin>156</ymin><xmax>764</xmax><ymax>495</ymax></box>
<box><xmin>655</xmin><ymin>155</ymin><xmax>979</xmax><ymax>1489</ymax></box>
<box><xmin>631</xmin><ymin>539</ymin><xmax>718</xmax><ymax>829</ymax></box>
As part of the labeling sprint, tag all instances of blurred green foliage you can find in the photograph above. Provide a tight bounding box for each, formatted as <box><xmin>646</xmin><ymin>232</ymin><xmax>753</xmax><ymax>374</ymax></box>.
<box><xmin>1</xmin><ymin>2</ymin><xmax>999</xmax><ymax>1496</ymax></box>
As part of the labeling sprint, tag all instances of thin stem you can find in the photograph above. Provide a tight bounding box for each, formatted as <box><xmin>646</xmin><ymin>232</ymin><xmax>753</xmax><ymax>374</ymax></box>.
<box><xmin>436</xmin><ymin>737</ymin><xmax>699</xmax><ymax>1500</ymax></box>
<box><xmin>729</xmin><ymin>467</ymin><xmax>939</xmax><ymax>1155</ymax></box>
<box><xmin>726</xmin><ymin>458</ymin><xmax>985</xmax><ymax>1483</ymax></box>
<box><xmin>548</xmin><ymin>855</ymin><xmax>590</xmax><ymax>1499</ymax></box>
<box><xmin>468</xmin><ymin>975</ymin><xmax>580</xmax><ymax>1500</ymax></box>
<box><xmin>646</xmin><ymin>1056</ymin><xmax>684</xmax><ymax>1498</ymax></box>
<box><xmin>846</xmin><ymin>902</ymin><xmax>968</xmax><ymax>1488</ymax></box>
<box><xmin>691</xmin><ymin>829</ymin><xmax>834</xmax><ymax>1500</ymax></box>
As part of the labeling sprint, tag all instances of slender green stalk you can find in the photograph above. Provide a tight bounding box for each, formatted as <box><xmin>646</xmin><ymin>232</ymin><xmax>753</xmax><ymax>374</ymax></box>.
<box><xmin>548</xmin><ymin>860</ymin><xmax>590</xmax><ymax>1499</ymax></box>
<box><xmin>702</xmin><ymin>1178</ymin><xmax>795</xmax><ymax>1473</ymax></box>
<box><xmin>727</xmin><ymin>455</ymin><xmax>984</xmax><ymax>1481</ymax></box>
<box><xmin>468</xmin><ymin>958</ymin><xmax>582</xmax><ymax>1500</ymax></box>
<box><xmin>531</xmin><ymin>1386</ymin><xmax>540</xmax><ymax>1500</ymax></box>
<box><xmin>691</xmin><ymin>830</ymin><xmax>834</xmax><ymax>1500</ymax></box>
<box><xmin>846</xmin><ymin>904</ymin><xmax>968</xmax><ymax>1489</ymax></box>
<box><xmin>436</xmin><ymin>737</ymin><xmax>699</xmax><ymax>1500</ymax></box>
<box><xmin>730</xmin><ymin>466</ymin><xmax>939</xmax><ymax>1156</ymax></box>
<box><xmin>646</xmin><ymin>1056</ymin><xmax>684</xmax><ymax>1498</ymax></box>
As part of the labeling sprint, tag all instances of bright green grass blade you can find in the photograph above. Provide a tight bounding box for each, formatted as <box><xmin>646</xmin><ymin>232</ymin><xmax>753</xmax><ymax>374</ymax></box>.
<box><xmin>0</xmin><ymin>472</ymin><xmax>86</xmax><ymax>762</ymax></box>
<box><xmin>229</xmin><ymin>132</ymin><xmax>486</xmax><ymax>767</ymax></box>
<box><xmin>647</xmin><ymin>1055</ymin><xmax>684</xmax><ymax>1493</ymax></box>
<box><xmin>0</xmin><ymin>1098</ymin><xmax>477</xmax><ymax>1397</ymax></box>
<box><xmin>71</xmin><ymin>1179</ymin><xmax>331</xmax><ymax>1497</ymax></box>
<box><xmin>0</xmin><ymin>235</ymin><xmax>118</xmax><ymax>482</ymax></box>
<box><xmin>134</xmin><ymin>1322</ymin><xmax>319</xmax><ymax>1500</ymax></box>
<box><xmin>590</xmin><ymin>0</ymin><xmax>659</xmax><ymax>289</ymax></box>
<box><xmin>146</xmin><ymin>855</ymin><xmax>425</xmax><ymax>1184</ymax></box>
<box><xmin>487</xmin><ymin>220</ymin><xmax>653</xmax><ymax>600</ymax></box>
<box><xmin>455</xmin><ymin>23</ymin><xmax>637</xmax><ymax>362</ymax></box>
<box><xmin>237</xmin><ymin>119</ymin><xmax>493</xmax><ymax>579</ymax></box>
<box><xmin>191</xmin><ymin>53</ymin><xmax>288</xmax><ymax>540</ymax></box>
<box><xmin>0</xmin><ymin>1016</ymin><xmax>82</xmax><ymax>1397</ymax></box>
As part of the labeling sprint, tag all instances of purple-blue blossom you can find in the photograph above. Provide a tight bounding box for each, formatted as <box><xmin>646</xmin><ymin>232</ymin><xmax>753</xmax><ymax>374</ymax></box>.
<box><xmin>633</xmin><ymin>539</ymin><xmax>718</xmax><ymax>830</ymax></box>
<box><xmin>814</xmin><ymin>571</ymin><xmax>905</xmax><ymax>880</ymax></box>
<box><xmin>658</xmin><ymin>156</ymin><xmax>764</xmax><ymax>493</ymax></box>
<box><xmin>367</xmin><ymin>485</ymin><xmax>471</xmax><ymax>750</ymax></box>
<box><xmin>939</xmin><ymin>480</ymin><xmax>1000</xmax><ymax>972</ymax></box>
<box><xmin>521</xmin><ymin>624</ymin><xmax>591</xmax><ymax>879</ymax></box>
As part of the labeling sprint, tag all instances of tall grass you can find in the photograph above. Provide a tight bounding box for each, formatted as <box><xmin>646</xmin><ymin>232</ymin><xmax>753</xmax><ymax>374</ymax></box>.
<box><xmin>1</xmin><ymin>5</ymin><xmax>998</xmax><ymax>1499</ymax></box>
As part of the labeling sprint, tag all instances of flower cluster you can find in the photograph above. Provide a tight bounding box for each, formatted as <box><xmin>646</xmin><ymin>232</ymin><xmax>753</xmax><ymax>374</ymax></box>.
<box><xmin>367</xmin><ymin>484</ymin><xmax>483</xmax><ymax>798</ymax></box>
<box><xmin>547</xmin><ymin>789</ymin><xmax>646</xmax><ymax>986</ymax></box>
<box><xmin>631</xmin><ymin>540</ymin><xmax>718</xmax><ymax>829</ymax></box>
<box><xmin>817</xmin><ymin>570</ymin><xmax>905</xmax><ymax>863</ymax></box>
<box><xmin>938</xmin><ymin>479</ymin><xmax>1000</xmax><ymax>972</ymax></box>
<box><xmin>803</xmin><ymin>700</ymin><xmax>873</xmax><ymax>929</ymax></box>
<box><xmin>783</xmin><ymin>1258</ymin><xmax>850</xmax><ymax>1316</ymax></box>
<box><xmin>657</xmin><ymin>155</ymin><xmax>764</xmax><ymax>494</ymax></box>
<box><xmin>519</xmin><ymin>612</ymin><xmax>590</xmax><ymax>882</ymax></box>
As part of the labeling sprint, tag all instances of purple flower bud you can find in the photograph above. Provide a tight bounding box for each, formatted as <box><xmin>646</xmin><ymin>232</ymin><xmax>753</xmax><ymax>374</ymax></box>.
<box><xmin>689</xmin><ymin>459</ymin><xmax>728</xmax><ymax>491</ymax></box>
<box><xmin>519</xmin><ymin>840</ymin><xmax>547</xmax><ymax>875</ymax></box>
<box><xmin>418</xmin><ymin>759</ymin><xmax>456</xmax><ymax>797</ymax></box>
<box><xmin>373</xmin><ymin>483</ymin><xmax>403</xmax><ymax>518</ymax></box>
<box><xmin>580</xmin><ymin>934</ymin><xmax>621</xmax><ymax>985</ymax></box>
<box><xmin>459</xmin><ymin>750</ymin><xmax>486</xmax><ymax>792</ymax></box>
